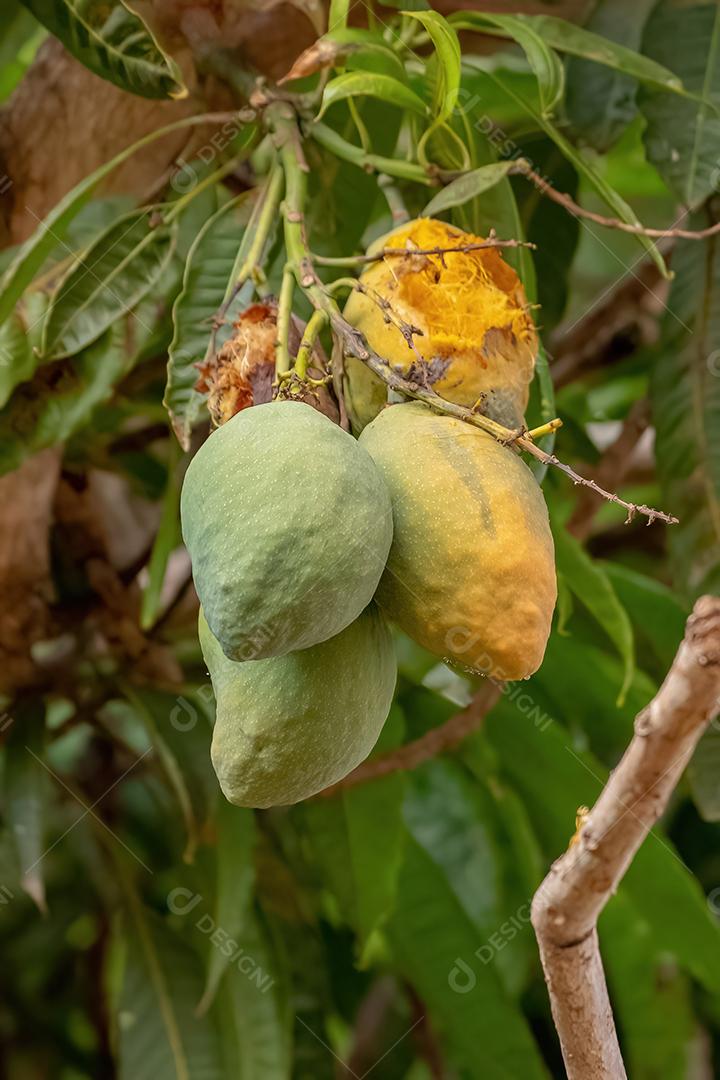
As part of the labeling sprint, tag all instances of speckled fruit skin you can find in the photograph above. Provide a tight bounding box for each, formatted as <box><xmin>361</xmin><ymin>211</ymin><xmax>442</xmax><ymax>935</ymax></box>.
<box><xmin>343</xmin><ymin>218</ymin><xmax>537</xmax><ymax>434</ymax></box>
<box><xmin>181</xmin><ymin>401</ymin><xmax>393</xmax><ymax>662</ymax></box>
<box><xmin>359</xmin><ymin>403</ymin><xmax>556</xmax><ymax>680</ymax></box>
<box><xmin>201</xmin><ymin>605</ymin><xmax>397</xmax><ymax>808</ymax></box>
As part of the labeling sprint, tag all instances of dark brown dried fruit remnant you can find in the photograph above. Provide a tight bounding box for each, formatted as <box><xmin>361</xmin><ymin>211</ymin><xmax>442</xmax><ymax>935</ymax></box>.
<box><xmin>195</xmin><ymin>301</ymin><xmax>339</xmax><ymax>427</ymax></box>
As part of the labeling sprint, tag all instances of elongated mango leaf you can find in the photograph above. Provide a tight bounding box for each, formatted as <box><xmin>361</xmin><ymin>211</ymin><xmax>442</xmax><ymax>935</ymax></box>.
<box><xmin>535</xmin><ymin>632</ymin><xmax>656</xmax><ymax>762</ymax></box>
<box><xmin>688</xmin><ymin>726</ymin><xmax>720</xmax><ymax>822</ymax></box>
<box><xmin>327</xmin><ymin>0</ymin><xmax>349</xmax><ymax>31</ymax></box>
<box><xmin>140</xmin><ymin>442</ymin><xmax>181</xmax><ymax>631</ymax></box>
<box><xmin>404</xmin><ymin>10</ymin><xmax>461</xmax><ymax>121</ymax></box>
<box><xmin>0</xmin><ymin>3</ymin><xmax>43</xmax><ymax>103</ymax></box>
<box><xmin>270</xmin><ymin>915</ymin><xmax>336</xmax><ymax>1080</ymax></box>
<box><xmin>0</xmin><ymin>308</ymin><xmax>36</xmax><ymax>408</ymax></box>
<box><xmin>20</xmin><ymin>0</ymin><xmax>186</xmax><ymax>99</ymax></box>
<box><xmin>164</xmin><ymin>193</ymin><xmax>256</xmax><ymax>449</ymax></box>
<box><xmin>304</xmin><ymin>775</ymin><xmax>406</xmax><ymax>959</ymax></box>
<box><xmin>0</xmin><ymin>111</ymin><xmax>238</xmax><ymax>326</ymax></box>
<box><xmin>484</xmin><ymin>698</ymin><xmax>720</xmax><ymax>994</ymax></box>
<box><xmin>198</xmin><ymin>802</ymin><xmax>255</xmax><ymax>1014</ymax></box>
<box><xmin>602</xmin><ymin>562</ymin><xmax>687</xmax><ymax>676</ymax></box>
<box><xmin>3</xmin><ymin>700</ymin><xmax>47</xmax><ymax>913</ymax></box>
<box><xmin>388</xmin><ymin>837</ymin><xmax>550</xmax><ymax>1078</ymax></box>
<box><xmin>0</xmin><ymin>322</ymin><xmax>129</xmax><ymax>475</ymax></box>
<box><xmin>457</xmin><ymin>13</ymin><xmax>564</xmax><ymax>116</ymax></box>
<box><xmin>41</xmin><ymin>208</ymin><xmax>176</xmax><ymax>360</ymax></box>
<box><xmin>641</xmin><ymin>0</ymin><xmax>720</xmax><ymax>208</ymax></box>
<box><xmin>318</xmin><ymin>71</ymin><xmax>428</xmax><ymax>119</ymax></box>
<box><xmin>423</xmin><ymin>162</ymin><xmax>517</xmax><ymax>216</ymax></box>
<box><xmin>403</xmin><ymin>760</ymin><xmax>536</xmax><ymax>996</ymax></box>
<box><xmin>552</xmin><ymin>519</ymin><xmax>635</xmax><ymax>703</ymax></box>
<box><xmin>216</xmin><ymin>910</ymin><xmax>292</xmax><ymax>1080</ymax></box>
<box><xmin>462</xmin><ymin>60</ymin><xmax>669</xmax><ymax>277</ymax></box>
<box><xmin>122</xmin><ymin>687</ymin><xmax>215</xmax><ymax>864</ymax></box>
<box><xmin>601</xmin><ymin>895</ymin><xmax>696</xmax><ymax>1080</ymax></box>
<box><xmin>452</xmin><ymin>11</ymin><xmax>688</xmax><ymax>97</ymax></box>
<box><xmin>651</xmin><ymin>233</ymin><xmax>720</xmax><ymax>600</ymax></box>
<box><xmin>112</xmin><ymin>900</ymin><xmax>223</xmax><ymax>1079</ymax></box>
<box><xmin>565</xmin><ymin>0</ymin><xmax>658</xmax><ymax>152</ymax></box>
<box><xmin>342</xmin><ymin>771</ymin><xmax>406</xmax><ymax>960</ymax></box>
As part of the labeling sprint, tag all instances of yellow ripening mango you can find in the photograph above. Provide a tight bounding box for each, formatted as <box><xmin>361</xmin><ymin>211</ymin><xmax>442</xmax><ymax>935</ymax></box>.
<box><xmin>359</xmin><ymin>402</ymin><xmax>556</xmax><ymax>680</ymax></box>
<box><xmin>343</xmin><ymin>218</ymin><xmax>537</xmax><ymax>433</ymax></box>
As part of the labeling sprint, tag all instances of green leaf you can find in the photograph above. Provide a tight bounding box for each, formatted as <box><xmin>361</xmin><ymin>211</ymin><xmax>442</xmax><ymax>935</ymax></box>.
<box><xmin>164</xmin><ymin>193</ymin><xmax>256</xmax><ymax>449</ymax></box>
<box><xmin>121</xmin><ymin>687</ymin><xmax>214</xmax><ymax>864</ymax></box>
<box><xmin>270</xmin><ymin>916</ymin><xmax>335</xmax><ymax>1079</ymax></box>
<box><xmin>423</xmin><ymin>162</ymin><xmax>517</xmax><ymax>216</ymax></box>
<box><xmin>303</xmin><ymin>776</ymin><xmax>406</xmax><ymax>957</ymax></box>
<box><xmin>602</xmin><ymin>562</ymin><xmax>687</xmax><ymax>675</ymax></box>
<box><xmin>140</xmin><ymin>442</ymin><xmax>181</xmax><ymax>631</ymax></box>
<box><xmin>0</xmin><ymin>111</ymin><xmax>235</xmax><ymax>326</ymax></box>
<box><xmin>403</xmin><ymin>11</ymin><xmax>461</xmax><ymax>121</ymax></box>
<box><xmin>342</xmin><ymin>771</ymin><xmax>405</xmax><ymax>959</ymax></box>
<box><xmin>0</xmin><ymin>2</ymin><xmax>44</xmax><ymax>103</ymax></box>
<box><xmin>327</xmin><ymin>0</ymin><xmax>349</xmax><ymax>31</ymax></box>
<box><xmin>198</xmin><ymin>801</ymin><xmax>255</xmax><ymax>1014</ymax></box>
<box><xmin>688</xmin><ymin>726</ymin><xmax>720</xmax><ymax>822</ymax></box>
<box><xmin>565</xmin><ymin>0</ymin><xmax>658</xmax><ymax>152</ymax></box>
<box><xmin>552</xmin><ymin>519</ymin><xmax>635</xmax><ymax>703</ymax></box>
<box><xmin>452</xmin><ymin>11</ymin><xmax>688</xmax><ymax>96</ymax></box>
<box><xmin>388</xmin><ymin>837</ymin><xmax>550</xmax><ymax>1078</ymax></box>
<box><xmin>20</xmin><ymin>0</ymin><xmax>186</xmax><ymax>99</ymax></box>
<box><xmin>112</xmin><ymin>897</ymin><xmax>223</xmax><ymax>1079</ymax></box>
<box><xmin>651</xmin><ymin>232</ymin><xmax>720</xmax><ymax>600</ymax></box>
<box><xmin>601</xmin><ymin>895</ymin><xmax>696</xmax><ymax>1080</ymax></box>
<box><xmin>641</xmin><ymin>0</ymin><xmax>720</xmax><ymax>207</ymax></box>
<box><xmin>0</xmin><ymin>322</ymin><xmax>130</xmax><ymax>475</ymax></box>
<box><xmin>318</xmin><ymin>71</ymin><xmax>428</xmax><ymax>119</ymax></box>
<box><xmin>459</xmin><ymin>13</ymin><xmax>565</xmax><ymax>117</ymax></box>
<box><xmin>534</xmin><ymin>631</ymin><xmax>656</xmax><ymax>762</ymax></box>
<box><xmin>484</xmin><ymin>698</ymin><xmax>720</xmax><ymax>994</ymax></box>
<box><xmin>462</xmin><ymin>60</ymin><xmax>669</xmax><ymax>278</ymax></box>
<box><xmin>215</xmin><ymin>909</ymin><xmax>292</xmax><ymax>1080</ymax></box>
<box><xmin>41</xmin><ymin>208</ymin><xmax>176</xmax><ymax>360</ymax></box>
<box><xmin>403</xmin><ymin>759</ymin><xmax>536</xmax><ymax>995</ymax></box>
<box><xmin>3</xmin><ymin>700</ymin><xmax>47</xmax><ymax>912</ymax></box>
<box><xmin>0</xmin><ymin>308</ymin><xmax>36</xmax><ymax>408</ymax></box>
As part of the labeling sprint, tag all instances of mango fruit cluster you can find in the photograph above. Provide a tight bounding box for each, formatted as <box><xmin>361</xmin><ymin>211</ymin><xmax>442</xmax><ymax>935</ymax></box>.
<box><xmin>181</xmin><ymin>402</ymin><xmax>396</xmax><ymax>808</ymax></box>
<box><xmin>181</xmin><ymin>223</ymin><xmax>556</xmax><ymax>808</ymax></box>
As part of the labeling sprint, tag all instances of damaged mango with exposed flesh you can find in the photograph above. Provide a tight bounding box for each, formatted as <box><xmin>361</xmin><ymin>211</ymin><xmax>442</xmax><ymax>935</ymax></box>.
<box><xmin>343</xmin><ymin>217</ymin><xmax>537</xmax><ymax>432</ymax></box>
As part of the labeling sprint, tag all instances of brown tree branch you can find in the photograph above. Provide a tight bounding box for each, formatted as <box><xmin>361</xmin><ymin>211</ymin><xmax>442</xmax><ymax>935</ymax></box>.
<box><xmin>531</xmin><ymin>595</ymin><xmax>720</xmax><ymax>1080</ymax></box>
<box><xmin>316</xmin><ymin>681</ymin><xmax>501</xmax><ymax>797</ymax></box>
<box><xmin>514</xmin><ymin>161</ymin><xmax>719</xmax><ymax>242</ymax></box>
<box><xmin>331</xmin><ymin>310</ymin><xmax>678</xmax><ymax>528</ymax></box>
<box><xmin>566</xmin><ymin>399</ymin><xmax>652</xmax><ymax>541</ymax></box>
<box><xmin>312</xmin><ymin>236</ymin><xmax>534</xmax><ymax>267</ymax></box>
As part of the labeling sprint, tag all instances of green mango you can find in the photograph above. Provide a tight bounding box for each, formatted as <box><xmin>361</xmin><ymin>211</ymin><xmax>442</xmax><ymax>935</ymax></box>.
<box><xmin>200</xmin><ymin>605</ymin><xmax>397</xmax><ymax>807</ymax></box>
<box><xmin>181</xmin><ymin>401</ymin><xmax>393</xmax><ymax>661</ymax></box>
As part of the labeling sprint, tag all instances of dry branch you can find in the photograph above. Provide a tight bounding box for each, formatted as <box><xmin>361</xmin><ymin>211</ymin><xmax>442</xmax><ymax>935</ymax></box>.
<box><xmin>531</xmin><ymin>595</ymin><xmax>720</xmax><ymax>1080</ymax></box>
<box><xmin>331</xmin><ymin>310</ymin><xmax>678</xmax><ymax>529</ymax></box>
<box><xmin>567</xmin><ymin>400</ymin><xmax>652</xmax><ymax>541</ymax></box>
<box><xmin>514</xmin><ymin>161</ymin><xmax>720</xmax><ymax>242</ymax></box>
